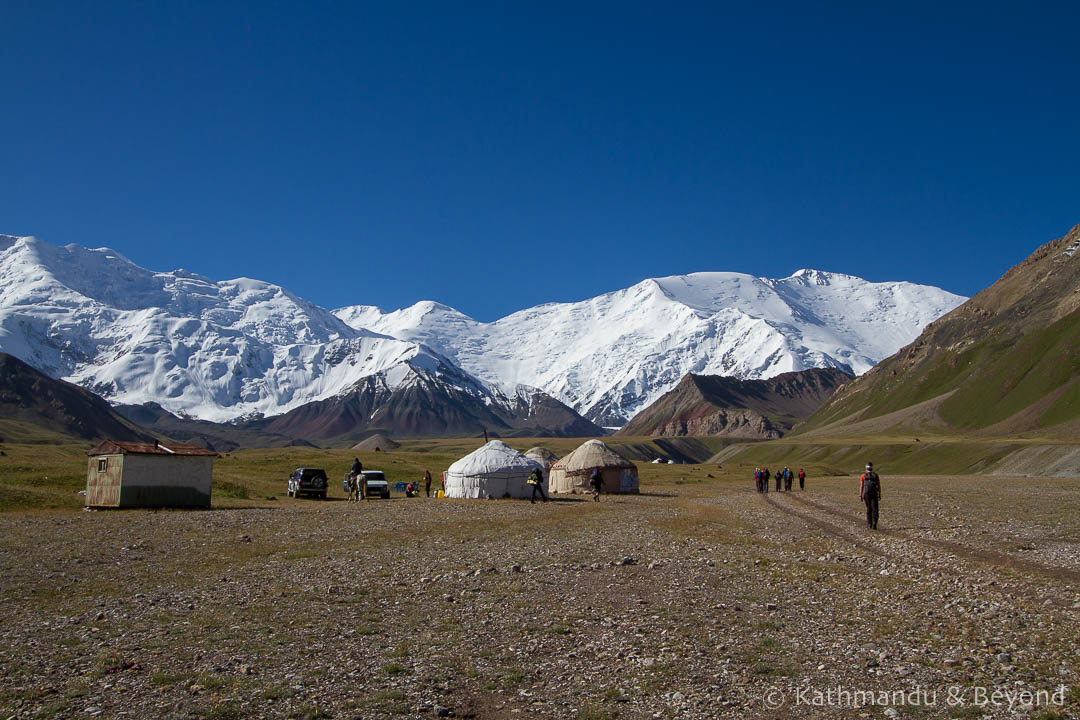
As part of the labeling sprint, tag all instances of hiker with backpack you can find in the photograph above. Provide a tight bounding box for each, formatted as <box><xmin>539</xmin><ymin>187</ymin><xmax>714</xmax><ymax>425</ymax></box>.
<box><xmin>775</xmin><ymin>468</ymin><xmax>782</xmax><ymax>492</ymax></box>
<box><xmin>783</xmin><ymin>467</ymin><xmax>793</xmax><ymax>491</ymax></box>
<box><xmin>527</xmin><ymin>467</ymin><xmax>548</xmax><ymax>504</ymax></box>
<box><xmin>859</xmin><ymin>463</ymin><xmax>881</xmax><ymax>530</ymax></box>
<box><xmin>761</xmin><ymin>466</ymin><xmax>769</xmax><ymax>493</ymax></box>
<box><xmin>754</xmin><ymin>467</ymin><xmax>762</xmax><ymax>493</ymax></box>
<box><xmin>798</xmin><ymin>468</ymin><xmax>806</xmax><ymax>490</ymax></box>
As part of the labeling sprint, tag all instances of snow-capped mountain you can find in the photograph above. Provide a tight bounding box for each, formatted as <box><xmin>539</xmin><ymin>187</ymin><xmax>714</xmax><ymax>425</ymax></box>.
<box><xmin>0</xmin><ymin>232</ymin><xmax>965</xmax><ymax>432</ymax></box>
<box><xmin>336</xmin><ymin>270</ymin><xmax>967</xmax><ymax>425</ymax></box>
<box><xmin>0</xmin><ymin>234</ymin><xmax>500</xmax><ymax>423</ymax></box>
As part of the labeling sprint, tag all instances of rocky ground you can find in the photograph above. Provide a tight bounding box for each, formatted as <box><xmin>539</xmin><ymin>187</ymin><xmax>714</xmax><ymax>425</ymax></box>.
<box><xmin>2</xmin><ymin>474</ymin><xmax>1078</xmax><ymax>719</ymax></box>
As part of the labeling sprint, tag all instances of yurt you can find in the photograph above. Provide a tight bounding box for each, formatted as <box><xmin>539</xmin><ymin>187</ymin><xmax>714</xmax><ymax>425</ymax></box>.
<box><xmin>444</xmin><ymin>440</ymin><xmax>544</xmax><ymax>499</ymax></box>
<box><xmin>523</xmin><ymin>446</ymin><xmax>559</xmax><ymax>472</ymax></box>
<box><xmin>548</xmin><ymin>439</ymin><xmax>639</xmax><ymax>494</ymax></box>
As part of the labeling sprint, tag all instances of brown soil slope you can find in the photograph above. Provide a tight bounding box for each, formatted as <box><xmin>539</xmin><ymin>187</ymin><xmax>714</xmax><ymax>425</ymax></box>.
<box><xmin>0</xmin><ymin>352</ymin><xmax>155</xmax><ymax>443</ymax></box>
<box><xmin>617</xmin><ymin>368</ymin><xmax>851</xmax><ymax>438</ymax></box>
<box><xmin>798</xmin><ymin>223</ymin><xmax>1080</xmax><ymax>439</ymax></box>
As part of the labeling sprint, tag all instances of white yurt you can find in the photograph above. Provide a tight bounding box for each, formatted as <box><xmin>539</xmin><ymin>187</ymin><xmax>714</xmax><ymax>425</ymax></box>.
<box><xmin>523</xmin><ymin>446</ymin><xmax>559</xmax><ymax>472</ymax></box>
<box><xmin>548</xmin><ymin>439</ymin><xmax>639</xmax><ymax>494</ymax></box>
<box><xmin>444</xmin><ymin>440</ymin><xmax>544</xmax><ymax>499</ymax></box>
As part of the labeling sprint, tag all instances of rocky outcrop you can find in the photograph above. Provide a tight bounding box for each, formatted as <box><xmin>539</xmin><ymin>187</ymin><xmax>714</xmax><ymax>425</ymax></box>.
<box><xmin>618</xmin><ymin>367</ymin><xmax>851</xmax><ymax>439</ymax></box>
<box><xmin>653</xmin><ymin>409</ymin><xmax>782</xmax><ymax>439</ymax></box>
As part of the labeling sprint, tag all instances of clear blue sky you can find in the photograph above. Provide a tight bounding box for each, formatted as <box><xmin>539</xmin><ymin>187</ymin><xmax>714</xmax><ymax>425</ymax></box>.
<box><xmin>2</xmin><ymin>1</ymin><xmax>1077</xmax><ymax>321</ymax></box>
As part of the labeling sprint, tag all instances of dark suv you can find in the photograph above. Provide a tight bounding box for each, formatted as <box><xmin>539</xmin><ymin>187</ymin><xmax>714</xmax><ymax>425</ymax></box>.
<box><xmin>288</xmin><ymin>468</ymin><xmax>328</xmax><ymax>499</ymax></box>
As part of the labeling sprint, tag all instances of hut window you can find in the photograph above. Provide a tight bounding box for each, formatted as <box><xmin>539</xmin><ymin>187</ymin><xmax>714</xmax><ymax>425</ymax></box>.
<box><xmin>97</xmin><ymin>458</ymin><xmax>108</xmax><ymax>473</ymax></box>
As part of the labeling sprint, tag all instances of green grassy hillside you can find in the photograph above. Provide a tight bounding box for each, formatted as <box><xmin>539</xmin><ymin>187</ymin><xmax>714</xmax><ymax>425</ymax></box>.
<box><xmin>797</xmin><ymin>224</ymin><xmax>1080</xmax><ymax>439</ymax></box>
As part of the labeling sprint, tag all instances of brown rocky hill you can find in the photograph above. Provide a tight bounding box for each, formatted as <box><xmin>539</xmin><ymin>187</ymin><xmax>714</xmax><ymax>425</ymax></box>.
<box><xmin>0</xmin><ymin>352</ymin><xmax>155</xmax><ymax>443</ymax></box>
<box><xmin>113</xmin><ymin>402</ymin><xmax>300</xmax><ymax>452</ymax></box>
<box><xmin>797</xmin><ymin>223</ymin><xmax>1080</xmax><ymax>439</ymax></box>
<box><xmin>264</xmin><ymin>375</ymin><xmax>603</xmax><ymax>442</ymax></box>
<box><xmin>616</xmin><ymin>368</ymin><xmax>852</xmax><ymax>439</ymax></box>
<box><xmin>352</xmin><ymin>434</ymin><xmax>400</xmax><ymax>451</ymax></box>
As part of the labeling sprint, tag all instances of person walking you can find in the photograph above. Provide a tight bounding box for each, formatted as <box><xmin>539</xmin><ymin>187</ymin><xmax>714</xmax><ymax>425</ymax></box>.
<box><xmin>423</xmin><ymin>469</ymin><xmax>432</xmax><ymax>497</ymax></box>
<box><xmin>859</xmin><ymin>463</ymin><xmax>881</xmax><ymax>530</ymax></box>
<box><xmin>775</xmin><ymin>468</ymin><xmax>782</xmax><ymax>492</ymax></box>
<box><xmin>527</xmin><ymin>467</ymin><xmax>548</xmax><ymax>504</ymax></box>
<box><xmin>754</xmin><ymin>467</ymin><xmax>762</xmax><ymax>493</ymax></box>
<box><xmin>761</xmin><ymin>466</ymin><xmax>769</xmax><ymax>493</ymax></box>
<box><xmin>798</xmin><ymin>468</ymin><xmax>806</xmax><ymax>490</ymax></box>
<box><xmin>589</xmin><ymin>467</ymin><xmax>602</xmax><ymax>501</ymax></box>
<box><xmin>783</xmin><ymin>467</ymin><xmax>793</xmax><ymax>491</ymax></box>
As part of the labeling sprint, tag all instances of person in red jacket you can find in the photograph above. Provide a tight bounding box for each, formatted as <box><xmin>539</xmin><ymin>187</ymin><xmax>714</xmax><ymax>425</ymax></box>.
<box><xmin>798</xmin><ymin>468</ymin><xmax>806</xmax><ymax>490</ymax></box>
<box><xmin>859</xmin><ymin>463</ymin><xmax>881</xmax><ymax>530</ymax></box>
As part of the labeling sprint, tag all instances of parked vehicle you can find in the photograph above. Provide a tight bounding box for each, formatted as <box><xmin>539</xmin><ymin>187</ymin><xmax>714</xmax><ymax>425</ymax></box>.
<box><xmin>342</xmin><ymin>470</ymin><xmax>390</xmax><ymax>498</ymax></box>
<box><xmin>362</xmin><ymin>470</ymin><xmax>390</xmax><ymax>499</ymax></box>
<box><xmin>288</xmin><ymin>468</ymin><xmax>328</xmax><ymax>498</ymax></box>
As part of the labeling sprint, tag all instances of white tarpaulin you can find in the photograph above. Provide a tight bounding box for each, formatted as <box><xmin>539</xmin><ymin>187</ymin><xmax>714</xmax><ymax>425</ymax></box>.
<box><xmin>444</xmin><ymin>440</ymin><xmax>544</xmax><ymax>499</ymax></box>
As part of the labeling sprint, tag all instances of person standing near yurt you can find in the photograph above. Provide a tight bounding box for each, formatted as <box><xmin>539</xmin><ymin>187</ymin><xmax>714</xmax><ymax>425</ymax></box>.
<box><xmin>527</xmin><ymin>467</ymin><xmax>548</xmax><ymax>503</ymax></box>
<box><xmin>423</xmin><ymin>469</ymin><xmax>432</xmax><ymax>497</ymax></box>
<box><xmin>590</xmin><ymin>468</ymin><xmax>602</xmax><ymax>501</ymax></box>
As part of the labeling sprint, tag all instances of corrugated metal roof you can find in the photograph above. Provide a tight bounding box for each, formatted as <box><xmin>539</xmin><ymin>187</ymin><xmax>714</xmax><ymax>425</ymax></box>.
<box><xmin>87</xmin><ymin>440</ymin><xmax>218</xmax><ymax>457</ymax></box>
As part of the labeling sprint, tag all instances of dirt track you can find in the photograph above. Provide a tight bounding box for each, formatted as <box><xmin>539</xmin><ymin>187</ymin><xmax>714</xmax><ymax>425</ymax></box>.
<box><xmin>2</xmin><ymin>474</ymin><xmax>1079</xmax><ymax>719</ymax></box>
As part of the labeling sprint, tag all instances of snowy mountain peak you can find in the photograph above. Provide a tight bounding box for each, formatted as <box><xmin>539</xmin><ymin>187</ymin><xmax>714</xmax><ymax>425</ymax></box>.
<box><xmin>336</xmin><ymin>269</ymin><xmax>966</xmax><ymax>425</ymax></box>
<box><xmin>0</xmin><ymin>234</ymin><xmax>497</xmax><ymax>423</ymax></box>
<box><xmin>1</xmin><ymin>233</ymin><xmax>966</xmax><ymax>430</ymax></box>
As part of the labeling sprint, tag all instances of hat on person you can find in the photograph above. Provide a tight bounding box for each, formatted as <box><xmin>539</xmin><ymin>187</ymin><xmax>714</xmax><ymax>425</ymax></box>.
<box><xmin>865</xmin><ymin>462</ymin><xmax>873</xmax><ymax>470</ymax></box>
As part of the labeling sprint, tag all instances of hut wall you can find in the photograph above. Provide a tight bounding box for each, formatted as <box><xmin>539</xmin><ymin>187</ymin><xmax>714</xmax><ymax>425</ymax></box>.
<box><xmin>86</xmin><ymin>453</ymin><xmax>124</xmax><ymax>507</ymax></box>
<box><xmin>87</xmin><ymin>454</ymin><xmax>213</xmax><ymax>508</ymax></box>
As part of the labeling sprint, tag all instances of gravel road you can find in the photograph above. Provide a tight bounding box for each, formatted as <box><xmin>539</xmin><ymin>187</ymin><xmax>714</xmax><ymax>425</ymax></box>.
<box><xmin>2</xmin><ymin>475</ymin><xmax>1078</xmax><ymax>719</ymax></box>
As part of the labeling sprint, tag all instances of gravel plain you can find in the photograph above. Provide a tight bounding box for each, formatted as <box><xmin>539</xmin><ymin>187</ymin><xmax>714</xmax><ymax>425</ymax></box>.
<box><xmin>2</xmin><ymin>473</ymin><xmax>1079</xmax><ymax>720</ymax></box>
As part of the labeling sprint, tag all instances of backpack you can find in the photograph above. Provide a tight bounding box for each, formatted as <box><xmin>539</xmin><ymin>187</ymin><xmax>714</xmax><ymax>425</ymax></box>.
<box><xmin>862</xmin><ymin>472</ymin><xmax>879</xmax><ymax>497</ymax></box>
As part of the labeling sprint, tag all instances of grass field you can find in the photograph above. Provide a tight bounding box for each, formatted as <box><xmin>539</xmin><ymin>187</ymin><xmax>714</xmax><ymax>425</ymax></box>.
<box><xmin>0</xmin><ymin>437</ymin><xmax>728</xmax><ymax>512</ymax></box>
<box><xmin>1</xmin><ymin>436</ymin><xmax>1078</xmax><ymax>718</ymax></box>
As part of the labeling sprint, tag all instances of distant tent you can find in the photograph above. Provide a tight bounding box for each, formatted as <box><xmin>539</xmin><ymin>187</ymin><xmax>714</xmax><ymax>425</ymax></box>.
<box><xmin>444</xmin><ymin>440</ymin><xmax>543</xmax><ymax>499</ymax></box>
<box><xmin>352</xmin><ymin>434</ymin><xmax>400</xmax><ymax>452</ymax></box>
<box><xmin>548</xmin><ymin>439</ymin><xmax>639</xmax><ymax>495</ymax></box>
<box><xmin>523</xmin><ymin>446</ymin><xmax>559</xmax><ymax>471</ymax></box>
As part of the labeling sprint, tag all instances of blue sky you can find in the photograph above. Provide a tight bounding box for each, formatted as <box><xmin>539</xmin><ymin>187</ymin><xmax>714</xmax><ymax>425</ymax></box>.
<box><xmin>2</xmin><ymin>1</ymin><xmax>1078</xmax><ymax>321</ymax></box>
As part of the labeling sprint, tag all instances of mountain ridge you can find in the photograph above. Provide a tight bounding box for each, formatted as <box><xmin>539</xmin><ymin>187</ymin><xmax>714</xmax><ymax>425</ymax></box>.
<box><xmin>617</xmin><ymin>367</ymin><xmax>852</xmax><ymax>439</ymax></box>
<box><xmin>336</xmin><ymin>270</ymin><xmax>965</xmax><ymax>424</ymax></box>
<box><xmin>1</xmin><ymin>233</ymin><xmax>964</xmax><ymax>435</ymax></box>
<box><xmin>795</xmin><ymin>223</ymin><xmax>1080</xmax><ymax>439</ymax></box>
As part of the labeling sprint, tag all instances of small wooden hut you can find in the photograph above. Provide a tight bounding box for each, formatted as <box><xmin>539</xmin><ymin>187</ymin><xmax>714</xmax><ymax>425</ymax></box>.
<box><xmin>86</xmin><ymin>440</ymin><xmax>217</xmax><ymax>508</ymax></box>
